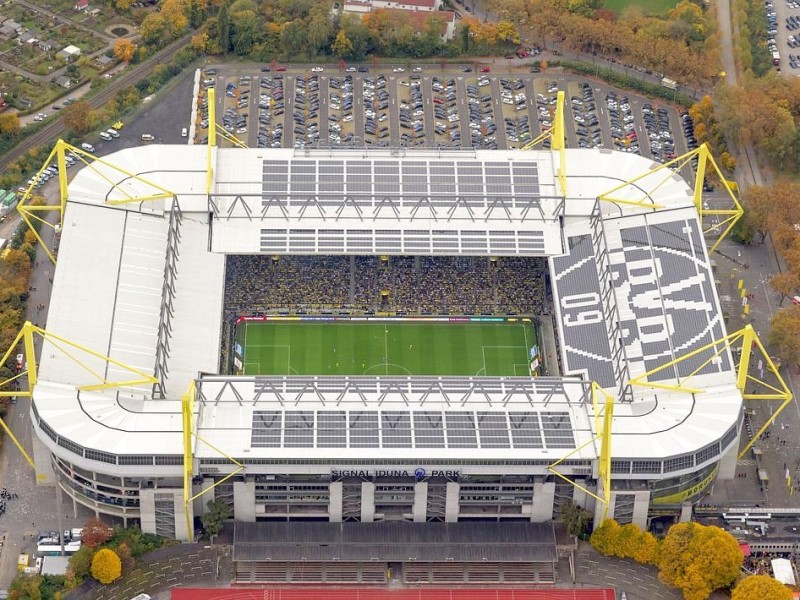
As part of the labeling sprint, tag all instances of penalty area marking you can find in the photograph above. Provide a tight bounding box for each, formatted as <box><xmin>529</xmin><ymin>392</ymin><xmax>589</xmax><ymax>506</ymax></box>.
<box><xmin>482</xmin><ymin>345</ymin><xmax>529</xmax><ymax>377</ymax></box>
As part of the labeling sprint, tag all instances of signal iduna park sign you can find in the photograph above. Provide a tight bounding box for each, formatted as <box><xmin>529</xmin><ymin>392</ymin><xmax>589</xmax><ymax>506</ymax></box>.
<box><xmin>331</xmin><ymin>468</ymin><xmax>461</xmax><ymax>480</ymax></box>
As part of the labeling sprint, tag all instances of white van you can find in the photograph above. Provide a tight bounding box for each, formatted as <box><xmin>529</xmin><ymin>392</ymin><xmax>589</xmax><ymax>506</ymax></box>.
<box><xmin>141</xmin><ymin>133</ymin><xmax>154</xmax><ymax>142</ymax></box>
<box><xmin>80</xmin><ymin>142</ymin><xmax>95</xmax><ymax>153</ymax></box>
<box><xmin>99</xmin><ymin>131</ymin><xmax>112</xmax><ymax>141</ymax></box>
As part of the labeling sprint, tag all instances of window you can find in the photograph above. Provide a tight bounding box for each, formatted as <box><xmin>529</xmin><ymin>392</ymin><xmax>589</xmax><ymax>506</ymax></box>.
<box><xmin>632</xmin><ymin>460</ymin><xmax>661</xmax><ymax>474</ymax></box>
<box><xmin>664</xmin><ymin>454</ymin><xmax>694</xmax><ymax>472</ymax></box>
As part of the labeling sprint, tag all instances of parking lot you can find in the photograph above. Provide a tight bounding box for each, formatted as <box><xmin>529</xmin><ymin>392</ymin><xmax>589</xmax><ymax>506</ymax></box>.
<box><xmin>194</xmin><ymin>67</ymin><xmax>694</xmax><ymax>164</ymax></box>
<box><xmin>768</xmin><ymin>0</ymin><xmax>800</xmax><ymax>72</ymax></box>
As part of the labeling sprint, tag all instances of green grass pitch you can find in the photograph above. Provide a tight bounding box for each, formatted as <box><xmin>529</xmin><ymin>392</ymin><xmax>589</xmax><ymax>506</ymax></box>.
<box><xmin>602</xmin><ymin>0</ymin><xmax>677</xmax><ymax>14</ymax></box>
<box><xmin>234</xmin><ymin>320</ymin><xmax>537</xmax><ymax>377</ymax></box>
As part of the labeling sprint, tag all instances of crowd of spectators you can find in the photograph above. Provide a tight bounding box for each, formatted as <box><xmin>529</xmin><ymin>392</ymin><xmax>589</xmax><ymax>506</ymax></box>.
<box><xmin>224</xmin><ymin>254</ymin><xmax>549</xmax><ymax>316</ymax></box>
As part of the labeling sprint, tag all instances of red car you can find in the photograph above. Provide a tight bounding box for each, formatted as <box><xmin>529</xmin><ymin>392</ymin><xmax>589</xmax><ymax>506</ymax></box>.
<box><xmin>276</xmin><ymin>65</ymin><xmax>287</xmax><ymax>72</ymax></box>
<box><xmin>480</xmin><ymin>67</ymin><xmax>490</xmax><ymax>73</ymax></box>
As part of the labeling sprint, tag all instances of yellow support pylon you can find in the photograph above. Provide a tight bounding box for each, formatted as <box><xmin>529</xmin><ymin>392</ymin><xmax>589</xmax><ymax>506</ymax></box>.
<box><xmin>17</xmin><ymin>140</ymin><xmax>176</xmax><ymax>264</ymax></box>
<box><xmin>182</xmin><ymin>380</ymin><xmax>244</xmax><ymax>542</ymax></box>
<box><xmin>0</xmin><ymin>321</ymin><xmax>160</xmax><ymax>469</ymax></box>
<box><xmin>521</xmin><ymin>91</ymin><xmax>566</xmax><ymax>196</ymax></box>
<box><xmin>548</xmin><ymin>382</ymin><xmax>614</xmax><ymax>521</ymax></box>
<box><xmin>597</xmin><ymin>144</ymin><xmax>743</xmax><ymax>252</ymax></box>
<box><xmin>628</xmin><ymin>324</ymin><xmax>791</xmax><ymax>458</ymax></box>
<box><xmin>206</xmin><ymin>87</ymin><xmax>216</xmax><ymax>194</ymax></box>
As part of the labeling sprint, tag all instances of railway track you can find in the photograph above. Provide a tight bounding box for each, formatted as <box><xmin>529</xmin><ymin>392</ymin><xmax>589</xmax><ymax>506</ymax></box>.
<box><xmin>0</xmin><ymin>33</ymin><xmax>194</xmax><ymax>172</ymax></box>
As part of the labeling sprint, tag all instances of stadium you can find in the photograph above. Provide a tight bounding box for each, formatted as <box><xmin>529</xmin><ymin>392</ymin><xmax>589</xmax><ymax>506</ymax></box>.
<box><xmin>13</xmin><ymin>107</ymin><xmax>772</xmax><ymax>583</ymax></box>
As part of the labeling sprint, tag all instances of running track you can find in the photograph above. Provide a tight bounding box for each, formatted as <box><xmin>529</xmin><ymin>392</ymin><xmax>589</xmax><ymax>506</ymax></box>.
<box><xmin>172</xmin><ymin>589</ymin><xmax>616</xmax><ymax>600</ymax></box>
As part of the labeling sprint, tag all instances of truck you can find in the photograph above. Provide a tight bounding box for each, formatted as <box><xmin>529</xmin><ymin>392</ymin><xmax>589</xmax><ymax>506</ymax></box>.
<box><xmin>661</xmin><ymin>77</ymin><xmax>678</xmax><ymax>91</ymax></box>
<box><xmin>773</xmin><ymin>51</ymin><xmax>781</xmax><ymax>66</ymax></box>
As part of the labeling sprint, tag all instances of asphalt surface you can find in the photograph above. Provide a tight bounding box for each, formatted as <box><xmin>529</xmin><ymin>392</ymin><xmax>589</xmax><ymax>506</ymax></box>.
<box><xmin>200</xmin><ymin>65</ymin><xmax>691</xmax><ymax>164</ymax></box>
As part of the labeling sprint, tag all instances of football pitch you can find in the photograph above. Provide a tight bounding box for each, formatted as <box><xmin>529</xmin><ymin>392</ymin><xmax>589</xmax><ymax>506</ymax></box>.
<box><xmin>234</xmin><ymin>320</ymin><xmax>537</xmax><ymax>377</ymax></box>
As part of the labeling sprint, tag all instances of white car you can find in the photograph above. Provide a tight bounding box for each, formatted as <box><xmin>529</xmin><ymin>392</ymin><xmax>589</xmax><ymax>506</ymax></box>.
<box><xmin>392</xmin><ymin>67</ymin><xmax>405</xmax><ymax>73</ymax></box>
<box><xmin>412</xmin><ymin>67</ymin><xmax>422</xmax><ymax>72</ymax></box>
<box><xmin>346</xmin><ymin>66</ymin><xmax>356</xmax><ymax>72</ymax></box>
<box><xmin>311</xmin><ymin>66</ymin><xmax>324</xmax><ymax>72</ymax></box>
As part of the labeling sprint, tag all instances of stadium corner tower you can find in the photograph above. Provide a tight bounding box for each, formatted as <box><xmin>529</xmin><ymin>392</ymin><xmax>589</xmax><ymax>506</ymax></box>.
<box><xmin>32</xmin><ymin>144</ymin><xmax>741</xmax><ymax>546</ymax></box>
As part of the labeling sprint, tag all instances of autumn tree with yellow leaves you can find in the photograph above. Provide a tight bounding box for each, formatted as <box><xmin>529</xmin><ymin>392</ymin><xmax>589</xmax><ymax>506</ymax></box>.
<box><xmin>658</xmin><ymin>523</ymin><xmax>742</xmax><ymax>600</ymax></box>
<box><xmin>732</xmin><ymin>575</ymin><xmax>792</xmax><ymax>600</ymax></box>
<box><xmin>91</xmin><ymin>548</ymin><xmax>122</xmax><ymax>585</ymax></box>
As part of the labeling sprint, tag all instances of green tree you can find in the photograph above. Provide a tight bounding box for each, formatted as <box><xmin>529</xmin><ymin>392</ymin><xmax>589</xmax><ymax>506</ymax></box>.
<box><xmin>281</xmin><ymin>20</ymin><xmax>308</xmax><ymax>58</ymax></box>
<box><xmin>658</xmin><ymin>523</ymin><xmax>742</xmax><ymax>600</ymax></box>
<box><xmin>332</xmin><ymin>29</ymin><xmax>354</xmax><ymax>59</ymax></box>
<box><xmin>202</xmin><ymin>500</ymin><xmax>232</xmax><ymax>539</ymax></box>
<box><xmin>561</xmin><ymin>499</ymin><xmax>591</xmax><ymax>537</ymax></box>
<box><xmin>217</xmin><ymin>1</ymin><xmax>231</xmax><ymax>53</ymax></box>
<box><xmin>733</xmin><ymin>575</ymin><xmax>792</xmax><ymax>600</ymax></box>
<box><xmin>8</xmin><ymin>574</ymin><xmax>42</xmax><ymax>600</ymax></box>
<box><xmin>67</xmin><ymin>545</ymin><xmax>95</xmax><ymax>584</ymax></box>
<box><xmin>231</xmin><ymin>10</ymin><xmax>259</xmax><ymax>55</ymax></box>
<box><xmin>91</xmin><ymin>548</ymin><xmax>122</xmax><ymax>585</ymax></box>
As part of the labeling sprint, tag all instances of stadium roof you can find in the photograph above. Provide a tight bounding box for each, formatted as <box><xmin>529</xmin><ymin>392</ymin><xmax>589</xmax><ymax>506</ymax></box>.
<box><xmin>32</xmin><ymin>145</ymin><xmax>743</xmax><ymax>471</ymax></box>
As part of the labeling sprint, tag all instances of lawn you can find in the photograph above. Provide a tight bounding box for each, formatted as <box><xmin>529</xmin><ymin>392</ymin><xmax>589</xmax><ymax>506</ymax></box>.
<box><xmin>603</xmin><ymin>0</ymin><xmax>678</xmax><ymax>14</ymax></box>
<box><xmin>234</xmin><ymin>319</ymin><xmax>538</xmax><ymax>377</ymax></box>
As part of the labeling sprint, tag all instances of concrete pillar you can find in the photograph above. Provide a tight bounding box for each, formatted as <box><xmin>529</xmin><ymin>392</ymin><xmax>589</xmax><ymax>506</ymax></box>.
<box><xmin>32</xmin><ymin>433</ymin><xmax>56</xmax><ymax>486</ymax></box>
<box><xmin>329</xmin><ymin>481</ymin><xmax>343</xmax><ymax>522</ymax></box>
<box><xmin>172</xmin><ymin>489</ymin><xmax>191</xmax><ymax>541</ymax></box>
<box><xmin>234</xmin><ymin>480</ymin><xmax>256</xmax><ymax>522</ymax></box>
<box><xmin>360</xmin><ymin>482</ymin><xmax>375</xmax><ymax>522</ymax></box>
<box><xmin>413</xmin><ymin>481</ymin><xmax>428</xmax><ymax>522</ymax></box>
<box><xmin>445</xmin><ymin>482</ymin><xmax>460</xmax><ymax>523</ymax></box>
<box><xmin>631</xmin><ymin>490</ymin><xmax>650</xmax><ymax>530</ymax></box>
<box><xmin>717</xmin><ymin>430</ymin><xmax>740</xmax><ymax>480</ymax></box>
<box><xmin>193</xmin><ymin>476</ymin><xmax>216</xmax><ymax>517</ymax></box>
<box><xmin>593</xmin><ymin>491</ymin><xmax>614</xmax><ymax>529</ymax></box>
<box><xmin>139</xmin><ymin>488</ymin><xmax>156</xmax><ymax>535</ymax></box>
<box><xmin>530</xmin><ymin>481</ymin><xmax>555</xmax><ymax>522</ymax></box>
<box><xmin>679</xmin><ymin>502</ymin><xmax>693</xmax><ymax>523</ymax></box>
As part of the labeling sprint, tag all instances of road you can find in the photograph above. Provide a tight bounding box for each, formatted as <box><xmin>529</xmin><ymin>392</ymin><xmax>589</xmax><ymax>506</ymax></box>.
<box><xmin>0</xmin><ymin>31</ymin><xmax>195</xmax><ymax>172</ymax></box>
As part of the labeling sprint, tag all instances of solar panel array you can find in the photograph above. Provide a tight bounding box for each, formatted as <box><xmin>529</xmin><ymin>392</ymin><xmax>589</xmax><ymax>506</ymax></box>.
<box><xmin>262</xmin><ymin>159</ymin><xmax>541</xmax><ymax>208</ymax></box>
<box><xmin>259</xmin><ymin>227</ymin><xmax>546</xmax><ymax>255</ymax></box>
<box><xmin>251</xmin><ymin>410</ymin><xmax>575</xmax><ymax>450</ymax></box>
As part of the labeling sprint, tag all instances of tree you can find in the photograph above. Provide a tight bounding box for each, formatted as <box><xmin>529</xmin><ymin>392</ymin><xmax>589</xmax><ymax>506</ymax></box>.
<box><xmin>658</xmin><ymin>523</ymin><xmax>742</xmax><ymax>600</ymax></box>
<box><xmin>589</xmin><ymin>518</ymin><xmax>621</xmax><ymax>556</ymax></box>
<box><xmin>62</xmin><ymin>100</ymin><xmax>94</xmax><ymax>135</ymax></box>
<box><xmin>67</xmin><ymin>545</ymin><xmax>94</xmax><ymax>585</ymax></box>
<box><xmin>113</xmin><ymin>38</ymin><xmax>135</xmax><ymax>62</ymax></box>
<box><xmin>201</xmin><ymin>499</ymin><xmax>231</xmax><ymax>539</ymax></box>
<box><xmin>81</xmin><ymin>517</ymin><xmax>112</xmax><ymax>548</ymax></box>
<box><xmin>769</xmin><ymin>305</ymin><xmax>800</xmax><ymax>367</ymax></box>
<box><xmin>230</xmin><ymin>10</ymin><xmax>259</xmax><ymax>55</ymax></box>
<box><xmin>0</xmin><ymin>113</ymin><xmax>20</xmax><ymax>137</ymax></box>
<box><xmin>217</xmin><ymin>0</ymin><xmax>231</xmax><ymax>53</ymax></box>
<box><xmin>140</xmin><ymin>13</ymin><xmax>166</xmax><ymax>45</ymax></box>
<box><xmin>91</xmin><ymin>548</ymin><xmax>122</xmax><ymax>584</ymax></box>
<box><xmin>561</xmin><ymin>499</ymin><xmax>591</xmax><ymax>537</ymax></box>
<box><xmin>7</xmin><ymin>574</ymin><xmax>42</xmax><ymax>600</ymax></box>
<box><xmin>332</xmin><ymin>29</ymin><xmax>354</xmax><ymax>59</ymax></box>
<box><xmin>770</xmin><ymin>271</ymin><xmax>800</xmax><ymax>305</ymax></box>
<box><xmin>732</xmin><ymin>575</ymin><xmax>792</xmax><ymax>600</ymax></box>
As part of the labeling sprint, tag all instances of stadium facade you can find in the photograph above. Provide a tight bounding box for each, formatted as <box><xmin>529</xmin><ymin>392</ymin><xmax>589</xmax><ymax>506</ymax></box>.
<box><xmin>30</xmin><ymin>144</ymin><xmax>742</xmax><ymax>551</ymax></box>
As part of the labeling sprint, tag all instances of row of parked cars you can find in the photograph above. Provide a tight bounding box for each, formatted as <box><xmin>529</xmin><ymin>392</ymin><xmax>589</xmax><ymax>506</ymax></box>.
<box><xmin>572</xmin><ymin>83</ymin><xmax>602</xmax><ymax>150</ymax></box>
<box><xmin>364</xmin><ymin>75</ymin><xmax>391</xmax><ymax>145</ymax></box>
<box><xmin>257</xmin><ymin>75</ymin><xmax>284</xmax><ymax>149</ymax></box>
<box><xmin>606</xmin><ymin>91</ymin><xmax>640</xmax><ymax>155</ymax></box>
<box><xmin>293</xmin><ymin>74</ymin><xmax>322</xmax><ymax>148</ymax></box>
